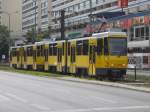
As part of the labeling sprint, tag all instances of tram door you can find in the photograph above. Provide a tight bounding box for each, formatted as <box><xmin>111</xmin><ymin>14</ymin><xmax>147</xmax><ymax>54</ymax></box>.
<box><xmin>89</xmin><ymin>45</ymin><xmax>96</xmax><ymax>76</ymax></box>
<box><xmin>70</xmin><ymin>46</ymin><xmax>76</xmax><ymax>73</ymax></box>
<box><xmin>57</xmin><ymin>47</ymin><xmax>62</xmax><ymax>72</ymax></box>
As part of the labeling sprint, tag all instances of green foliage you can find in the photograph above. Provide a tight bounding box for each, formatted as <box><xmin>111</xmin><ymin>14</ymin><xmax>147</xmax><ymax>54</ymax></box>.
<box><xmin>0</xmin><ymin>25</ymin><xmax>9</xmax><ymax>61</ymax></box>
<box><xmin>25</xmin><ymin>28</ymin><xmax>35</xmax><ymax>43</ymax></box>
<box><xmin>25</xmin><ymin>28</ymin><xmax>49</xmax><ymax>43</ymax></box>
<box><xmin>42</xmin><ymin>30</ymin><xmax>49</xmax><ymax>39</ymax></box>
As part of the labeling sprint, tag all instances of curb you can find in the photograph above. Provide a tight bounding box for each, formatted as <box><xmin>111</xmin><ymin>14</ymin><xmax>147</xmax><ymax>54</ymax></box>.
<box><xmin>54</xmin><ymin>77</ymin><xmax>150</xmax><ymax>93</ymax></box>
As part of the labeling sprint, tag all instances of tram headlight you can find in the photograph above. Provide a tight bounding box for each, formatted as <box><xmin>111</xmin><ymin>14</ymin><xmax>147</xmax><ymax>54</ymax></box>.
<box><xmin>111</xmin><ymin>64</ymin><xmax>114</xmax><ymax>67</ymax></box>
<box><xmin>122</xmin><ymin>64</ymin><xmax>126</xmax><ymax>67</ymax></box>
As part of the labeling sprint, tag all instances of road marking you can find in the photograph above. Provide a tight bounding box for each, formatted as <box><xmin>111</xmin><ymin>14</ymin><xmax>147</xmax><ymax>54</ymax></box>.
<box><xmin>5</xmin><ymin>93</ymin><xmax>28</xmax><ymax>103</ymax></box>
<box><xmin>31</xmin><ymin>104</ymin><xmax>50</xmax><ymax>111</ymax></box>
<box><xmin>51</xmin><ymin>105</ymin><xmax>150</xmax><ymax>112</ymax></box>
<box><xmin>0</xmin><ymin>94</ymin><xmax>10</xmax><ymax>102</ymax></box>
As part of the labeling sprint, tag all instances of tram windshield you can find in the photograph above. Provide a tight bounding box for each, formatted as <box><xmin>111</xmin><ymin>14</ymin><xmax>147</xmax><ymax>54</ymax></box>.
<box><xmin>109</xmin><ymin>38</ymin><xmax>127</xmax><ymax>56</ymax></box>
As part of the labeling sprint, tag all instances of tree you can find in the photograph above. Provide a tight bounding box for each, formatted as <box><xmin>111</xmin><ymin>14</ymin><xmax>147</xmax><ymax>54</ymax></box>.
<box><xmin>0</xmin><ymin>25</ymin><xmax>10</xmax><ymax>61</ymax></box>
<box><xmin>25</xmin><ymin>28</ymin><xmax>35</xmax><ymax>43</ymax></box>
<box><xmin>25</xmin><ymin>28</ymin><xmax>49</xmax><ymax>43</ymax></box>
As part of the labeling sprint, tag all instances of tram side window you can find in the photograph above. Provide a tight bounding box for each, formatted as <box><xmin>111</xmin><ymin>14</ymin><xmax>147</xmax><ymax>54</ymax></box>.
<box><xmin>24</xmin><ymin>49</ymin><xmax>27</xmax><ymax>62</ymax></box>
<box><xmin>33</xmin><ymin>50</ymin><xmax>36</xmax><ymax>61</ymax></box>
<box><xmin>97</xmin><ymin>38</ymin><xmax>103</xmax><ymax>55</ymax></box>
<box><xmin>10</xmin><ymin>51</ymin><xmax>12</xmax><ymax>61</ymax></box>
<box><xmin>58</xmin><ymin>48</ymin><xmax>62</xmax><ymax>62</ymax></box>
<box><xmin>37</xmin><ymin>45</ymin><xmax>44</xmax><ymax>56</ymax></box>
<box><xmin>41</xmin><ymin>46</ymin><xmax>43</xmax><ymax>56</ymax></box>
<box><xmin>68</xmin><ymin>42</ymin><xmax>70</xmax><ymax>56</ymax></box>
<box><xmin>27</xmin><ymin>47</ymin><xmax>33</xmax><ymax>56</ymax></box>
<box><xmin>27</xmin><ymin>48</ymin><xmax>29</xmax><ymax>56</ymax></box>
<box><xmin>49</xmin><ymin>44</ymin><xmax>53</xmax><ymax>56</ymax></box>
<box><xmin>17</xmin><ymin>51</ymin><xmax>19</xmax><ymax>61</ymax></box>
<box><xmin>12</xmin><ymin>49</ymin><xmax>17</xmax><ymax>57</ymax></box>
<box><xmin>37</xmin><ymin>46</ymin><xmax>40</xmax><ymax>56</ymax></box>
<box><xmin>83</xmin><ymin>40</ymin><xmax>88</xmax><ymax>55</ymax></box>
<box><xmin>62</xmin><ymin>43</ymin><xmax>64</xmax><ymax>56</ymax></box>
<box><xmin>104</xmin><ymin>38</ymin><xmax>108</xmax><ymax>55</ymax></box>
<box><xmin>77</xmin><ymin>40</ymin><xmax>82</xmax><ymax>55</ymax></box>
<box><xmin>53</xmin><ymin>44</ymin><xmax>57</xmax><ymax>56</ymax></box>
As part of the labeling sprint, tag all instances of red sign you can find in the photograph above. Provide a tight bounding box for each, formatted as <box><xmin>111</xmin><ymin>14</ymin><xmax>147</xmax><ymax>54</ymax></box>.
<box><xmin>85</xmin><ymin>25</ymin><xmax>95</xmax><ymax>33</ymax></box>
<box><xmin>120</xmin><ymin>19</ymin><xmax>132</xmax><ymax>29</ymax></box>
<box><xmin>118</xmin><ymin>0</ymin><xmax>128</xmax><ymax>8</ymax></box>
<box><xmin>144</xmin><ymin>16</ymin><xmax>149</xmax><ymax>25</ymax></box>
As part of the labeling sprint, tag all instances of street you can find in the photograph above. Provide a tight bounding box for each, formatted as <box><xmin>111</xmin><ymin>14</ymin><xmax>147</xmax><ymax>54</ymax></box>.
<box><xmin>0</xmin><ymin>71</ymin><xmax>150</xmax><ymax>112</ymax></box>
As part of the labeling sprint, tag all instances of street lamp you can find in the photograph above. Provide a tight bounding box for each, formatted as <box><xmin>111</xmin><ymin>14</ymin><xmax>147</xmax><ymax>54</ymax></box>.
<box><xmin>32</xmin><ymin>0</ymin><xmax>37</xmax><ymax>43</ymax></box>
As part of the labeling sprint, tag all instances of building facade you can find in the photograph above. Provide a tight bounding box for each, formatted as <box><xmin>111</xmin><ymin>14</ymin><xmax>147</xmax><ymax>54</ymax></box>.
<box><xmin>0</xmin><ymin>0</ymin><xmax>2</xmax><ymax>25</ymax></box>
<box><xmin>51</xmin><ymin>0</ymin><xmax>149</xmax><ymax>37</ymax></box>
<box><xmin>0</xmin><ymin>0</ymin><xmax>22</xmax><ymax>39</ymax></box>
<box><xmin>22</xmin><ymin>0</ymin><xmax>52</xmax><ymax>34</ymax></box>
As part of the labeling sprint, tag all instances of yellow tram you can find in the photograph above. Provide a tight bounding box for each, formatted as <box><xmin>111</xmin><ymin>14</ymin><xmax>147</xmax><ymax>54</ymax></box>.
<box><xmin>10</xmin><ymin>31</ymin><xmax>128</xmax><ymax>79</ymax></box>
<box><xmin>68</xmin><ymin>32</ymin><xmax>128</xmax><ymax>79</ymax></box>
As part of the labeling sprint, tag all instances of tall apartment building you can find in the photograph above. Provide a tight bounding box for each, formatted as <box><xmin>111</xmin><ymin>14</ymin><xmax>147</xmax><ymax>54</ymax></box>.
<box><xmin>22</xmin><ymin>0</ymin><xmax>52</xmax><ymax>34</ymax></box>
<box><xmin>51</xmin><ymin>0</ymin><xmax>150</xmax><ymax>38</ymax></box>
<box><xmin>0</xmin><ymin>0</ymin><xmax>2</xmax><ymax>25</ymax></box>
<box><xmin>0</xmin><ymin>0</ymin><xmax>22</xmax><ymax>39</ymax></box>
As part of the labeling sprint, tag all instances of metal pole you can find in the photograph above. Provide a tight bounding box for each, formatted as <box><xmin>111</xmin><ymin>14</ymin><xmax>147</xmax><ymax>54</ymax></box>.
<box><xmin>60</xmin><ymin>10</ymin><xmax>65</xmax><ymax>40</ymax></box>
<box><xmin>8</xmin><ymin>14</ymin><xmax>11</xmax><ymax>47</ymax></box>
<box><xmin>64</xmin><ymin>40</ymin><xmax>68</xmax><ymax>74</ymax></box>
<box><xmin>33</xmin><ymin>0</ymin><xmax>36</xmax><ymax>43</ymax></box>
<box><xmin>134</xmin><ymin>65</ymin><xmax>137</xmax><ymax>80</ymax></box>
<box><xmin>89</xmin><ymin>0</ymin><xmax>92</xmax><ymax>23</ymax></box>
<box><xmin>35</xmin><ymin>0</ymin><xmax>36</xmax><ymax>42</ymax></box>
<box><xmin>48</xmin><ymin>26</ymin><xmax>51</xmax><ymax>39</ymax></box>
<box><xmin>89</xmin><ymin>0</ymin><xmax>92</xmax><ymax>35</ymax></box>
<box><xmin>8</xmin><ymin>14</ymin><xmax>10</xmax><ymax>35</ymax></box>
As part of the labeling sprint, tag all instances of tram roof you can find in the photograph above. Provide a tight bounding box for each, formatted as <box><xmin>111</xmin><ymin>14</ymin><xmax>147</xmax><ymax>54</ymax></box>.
<box><xmin>10</xmin><ymin>46</ymin><xmax>21</xmax><ymax>49</ymax></box>
<box><xmin>68</xmin><ymin>31</ymin><xmax>126</xmax><ymax>42</ymax></box>
<box><xmin>44</xmin><ymin>40</ymin><xmax>66</xmax><ymax>45</ymax></box>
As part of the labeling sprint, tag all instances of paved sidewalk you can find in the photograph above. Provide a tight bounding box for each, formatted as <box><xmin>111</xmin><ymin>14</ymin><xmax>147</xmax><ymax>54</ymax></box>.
<box><xmin>55</xmin><ymin>77</ymin><xmax>150</xmax><ymax>93</ymax></box>
<box><xmin>127</xmin><ymin>70</ymin><xmax>150</xmax><ymax>76</ymax></box>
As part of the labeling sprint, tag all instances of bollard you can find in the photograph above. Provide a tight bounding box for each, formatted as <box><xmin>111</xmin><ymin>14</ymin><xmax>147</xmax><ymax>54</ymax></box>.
<box><xmin>134</xmin><ymin>65</ymin><xmax>136</xmax><ymax>80</ymax></box>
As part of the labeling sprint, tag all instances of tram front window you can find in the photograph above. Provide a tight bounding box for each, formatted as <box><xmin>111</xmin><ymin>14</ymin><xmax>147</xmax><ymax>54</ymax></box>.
<box><xmin>109</xmin><ymin>38</ymin><xmax>127</xmax><ymax>56</ymax></box>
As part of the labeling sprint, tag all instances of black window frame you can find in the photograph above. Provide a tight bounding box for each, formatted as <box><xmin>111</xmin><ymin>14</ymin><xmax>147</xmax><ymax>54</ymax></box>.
<box><xmin>83</xmin><ymin>40</ymin><xmax>89</xmax><ymax>55</ymax></box>
<box><xmin>76</xmin><ymin>40</ymin><xmax>83</xmax><ymax>55</ymax></box>
<box><xmin>104</xmin><ymin>38</ymin><xmax>109</xmax><ymax>55</ymax></box>
<box><xmin>97</xmin><ymin>38</ymin><xmax>103</xmax><ymax>55</ymax></box>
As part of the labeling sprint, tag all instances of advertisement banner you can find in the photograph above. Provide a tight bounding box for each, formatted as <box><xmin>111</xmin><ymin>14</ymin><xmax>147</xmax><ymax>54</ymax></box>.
<box><xmin>144</xmin><ymin>16</ymin><xmax>150</xmax><ymax>25</ymax></box>
<box><xmin>118</xmin><ymin>0</ymin><xmax>128</xmax><ymax>8</ymax></box>
<box><xmin>120</xmin><ymin>19</ymin><xmax>132</xmax><ymax>29</ymax></box>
